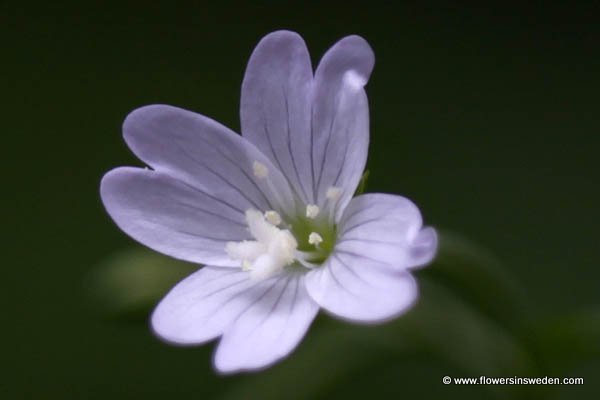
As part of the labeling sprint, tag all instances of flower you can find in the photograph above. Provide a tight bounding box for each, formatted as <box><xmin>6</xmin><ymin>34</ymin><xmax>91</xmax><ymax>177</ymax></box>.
<box><xmin>100</xmin><ymin>30</ymin><xmax>437</xmax><ymax>373</ymax></box>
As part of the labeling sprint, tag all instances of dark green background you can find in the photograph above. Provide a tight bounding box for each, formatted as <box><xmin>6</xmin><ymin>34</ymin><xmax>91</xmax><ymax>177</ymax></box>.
<box><xmin>3</xmin><ymin>1</ymin><xmax>598</xmax><ymax>398</ymax></box>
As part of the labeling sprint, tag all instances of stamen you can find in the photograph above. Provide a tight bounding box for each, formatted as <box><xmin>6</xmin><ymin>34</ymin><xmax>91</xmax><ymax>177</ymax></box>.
<box><xmin>308</xmin><ymin>232</ymin><xmax>323</xmax><ymax>246</ymax></box>
<box><xmin>242</xmin><ymin>260</ymin><xmax>252</xmax><ymax>271</ymax></box>
<box><xmin>252</xmin><ymin>161</ymin><xmax>269</xmax><ymax>178</ymax></box>
<box><xmin>326</xmin><ymin>186</ymin><xmax>342</xmax><ymax>201</ymax></box>
<box><xmin>294</xmin><ymin>254</ymin><xmax>318</xmax><ymax>269</ymax></box>
<box><xmin>306</xmin><ymin>204</ymin><xmax>320</xmax><ymax>219</ymax></box>
<box><xmin>325</xmin><ymin>186</ymin><xmax>343</xmax><ymax>224</ymax></box>
<box><xmin>295</xmin><ymin>249</ymin><xmax>325</xmax><ymax>268</ymax></box>
<box><xmin>264</xmin><ymin>210</ymin><xmax>282</xmax><ymax>226</ymax></box>
<box><xmin>251</xmin><ymin>161</ymin><xmax>291</xmax><ymax>218</ymax></box>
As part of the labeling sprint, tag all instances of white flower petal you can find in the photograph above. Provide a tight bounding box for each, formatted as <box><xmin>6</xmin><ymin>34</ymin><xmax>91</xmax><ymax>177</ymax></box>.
<box><xmin>304</xmin><ymin>193</ymin><xmax>436</xmax><ymax>323</ymax></box>
<box><xmin>336</xmin><ymin>193</ymin><xmax>436</xmax><ymax>269</ymax></box>
<box><xmin>241</xmin><ymin>30</ymin><xmax>315</xmax><ymax>204</ymax></box>
<box><xmin>241</xmin><ymin>31</ymin><xmax>375</xmax><ymax>216</ymax></box>
<box><xmin>311</xmin><ymin>35</ymin><xmax>374</xmax><ymax>216</ymax></box>
<box><xmin>152</xmin><ymin>266</ymin><xmax>273</xmax><ymax>344</ymax></box>
<box><xmin>214</xmin><ymin>271</ymin><xmax>318</xmax><ymax>373</ymax></box>
<box><xmin>407</xmin><ymin>226</ymin><xmax>438</xmax><ymax>268</ymax></box>
<box><xmin>123</xmin><ymin>104</ymin><xmax>296</xmax><ymax>215</ymax></box>
<box><xmin>101</xmin><ymin>168</ymin><xmax>249</xmax><ymax>266</ymax></box>
<box><xmin>305</xmin><ymin>252</ymin><xmax>418</xmax><ymax>323</ymax></box>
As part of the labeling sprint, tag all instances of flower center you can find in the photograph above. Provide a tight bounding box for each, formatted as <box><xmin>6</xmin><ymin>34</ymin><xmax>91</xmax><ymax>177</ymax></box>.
<box><xmin>225</xmin><ymin>161</ymin><xmax>342</xmax><ymax>280</ymax></box>
<box><xmin>225</xmin><ymin>207</ymin><xmax>337</xmax><ymax>280</ymax></box>
<box><xmin>287</xmin><ymin>208</ymin><xmax>337</xmax><ymax>263</ymax></box>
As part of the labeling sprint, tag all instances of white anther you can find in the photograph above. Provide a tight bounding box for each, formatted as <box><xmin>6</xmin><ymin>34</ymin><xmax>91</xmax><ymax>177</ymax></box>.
<box><xmin>242</xmin><ymin>260</ymin><xmax>252</xmax><ymax>271</ymax></box>
<box><xmin>252</xmin><ymin>161</ymin><xmax>269</xmax><ymax>178</ymax></box>
<box><xmin>306</xmin><ymin>204</ymin><xmax>320</xmax><ymax>219</ymax></box>
<box><xmin>326</xmin><ymin>186</ymin><xmax>342</xmax><ymax>201</ymax></box>
<box><xmin>308</xmin><ymin>232</ymin><xmax>323</xmax><ymax>246</ymax></box>
<box><xmin>264</xmin><ymin>210</ymin><xmax>282</xmax><ymax>226</ymax></box>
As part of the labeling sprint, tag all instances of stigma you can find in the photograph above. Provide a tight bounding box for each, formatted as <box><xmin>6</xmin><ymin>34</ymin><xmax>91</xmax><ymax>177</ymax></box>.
<box><xmin>226</xmin><ymin>209</ymin><xmax>297</xmax><ymax>280</ymax></box>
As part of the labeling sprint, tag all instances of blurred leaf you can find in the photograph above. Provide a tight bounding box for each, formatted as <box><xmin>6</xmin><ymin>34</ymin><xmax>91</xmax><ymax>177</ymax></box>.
<box><xmin>220</xmin><ymin>321</ymin><xmax>389</xmax><ymax>400</ymax></box>
<box><xmin>421</xmin><ymin>230</ymin><xmax>531</xmax><ymax>334</ymax></box>
<box><xmin>529</xmin><ymin>308</ymin><xmax>600</xmax><ymax>374</ymax></box>
<box><xmin>398</xmin><ymin>279</ymin><xmax>537</xmax><ymax>382</ymax></box>
<box><xmin>221</xmin><ymin>278</ymin><xmax>537</xmax><ymax>400</ymax></box>
<box><xmin>85</xmin><ymin>247</ymin><xmax>199</xmax><ymax>321</ymax></box>
<box><xmin>354</xmin><ymin>169</ymin><xmax>370</xmax><ymax>195</ymax></box>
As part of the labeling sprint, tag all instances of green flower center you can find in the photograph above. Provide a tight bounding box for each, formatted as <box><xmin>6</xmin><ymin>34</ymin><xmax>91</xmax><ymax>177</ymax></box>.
<box><xmin>288</xmin><ymin>214</ymin><xmax>337</xmax><ymax>265</ymax></box>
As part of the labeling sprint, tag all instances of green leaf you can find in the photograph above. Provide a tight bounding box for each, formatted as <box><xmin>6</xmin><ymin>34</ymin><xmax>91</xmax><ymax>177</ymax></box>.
<box><xmin>85</xmin><ymin>247</ymin><xmax>199</xmax><ymax>321</ymax></box>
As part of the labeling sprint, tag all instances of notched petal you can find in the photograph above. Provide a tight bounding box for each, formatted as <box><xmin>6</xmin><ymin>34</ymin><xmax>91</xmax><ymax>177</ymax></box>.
<box><xmin>213</xmin><ymin>273</ymin><xmax>319</xmax><ymax>373</ymax></box>
<box><xmin>151</xmin><ymin>267</ymin><xmax>258</xmax><ymax>345</ymax></box>
<box><xmin>310</xmin><ymin>35</ymin><xmax>375</xmax><ymax>211</ymax></box>
<box><xmin>241</xmin><ymin>30</ymin><xmax>315</xmax><ymax>204</ymax></box>
<box><xmin>100</xmin><ymin>167</ymin><xmax>249</xmax><ymax>266</ymax></box>
<box><xmin>122</xmin><ymin>104</ymin><xmax>296</xmax><ymax>215</ymax></box>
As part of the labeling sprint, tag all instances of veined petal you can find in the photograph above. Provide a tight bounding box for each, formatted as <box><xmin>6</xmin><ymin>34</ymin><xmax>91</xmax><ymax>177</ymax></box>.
<box><xmin>151</xmin><ymin>266</ymin><xmax>280</xmax><ymax>344</ymax></box>
<box><xmin>123</xmin><ymin>104</ymin><xmax>296</xmax><ymax>215</ymax></box>
<box><xmin>241</xmin><ymin>30</ymin><xmax>314</xmax><ymax>204</ymax></box>
<box><xmin>241</xmin><ymin>31</ymin><xmax>375</xmax><ymax>215</ymax></box>
<box><xmin>151</xmin><ymin>266</ymin><xmax>318</xmax><ymax>373</ymax></box>
<box><xmin>311</xmin><ymin>36</ymin><xmax>374</xmax><ymax>216</ymax></box>
<box><xmin>101</xmin><ymin>167</ymin><xmax>248</xmax><ymax>266</ymax></box>
<box><xmin>214</xmin><ymin>271</ymin><xmax>318</xmax><ymax>373</ymax></box>
<box><xmin>336</xmin><ymin>193</ymin><xmax>437</xmax><ymax>269</ymax></box>
<box><xmin>305</xmin><ymin>193</ymin><xmax>435</xmax><ymax>322</ymax></box>
<box><xmin>305</xmin><ymin>252</ymin><xmax>418</xmax><ymax>323</ymax></box>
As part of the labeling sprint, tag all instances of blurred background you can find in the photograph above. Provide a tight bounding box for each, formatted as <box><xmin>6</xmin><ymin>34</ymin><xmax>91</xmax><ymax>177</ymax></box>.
<box><xmin>2</xmin><ymin>1</ymin><xmax>598</xmax><ymax>398</ymax></box>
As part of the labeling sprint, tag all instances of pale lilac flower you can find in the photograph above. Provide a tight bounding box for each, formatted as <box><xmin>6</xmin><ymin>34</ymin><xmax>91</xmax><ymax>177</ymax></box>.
<box><xmin>100</xmin><ymin>30</ymin><xmax>437</xmax><ymax>373</ymax></box>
